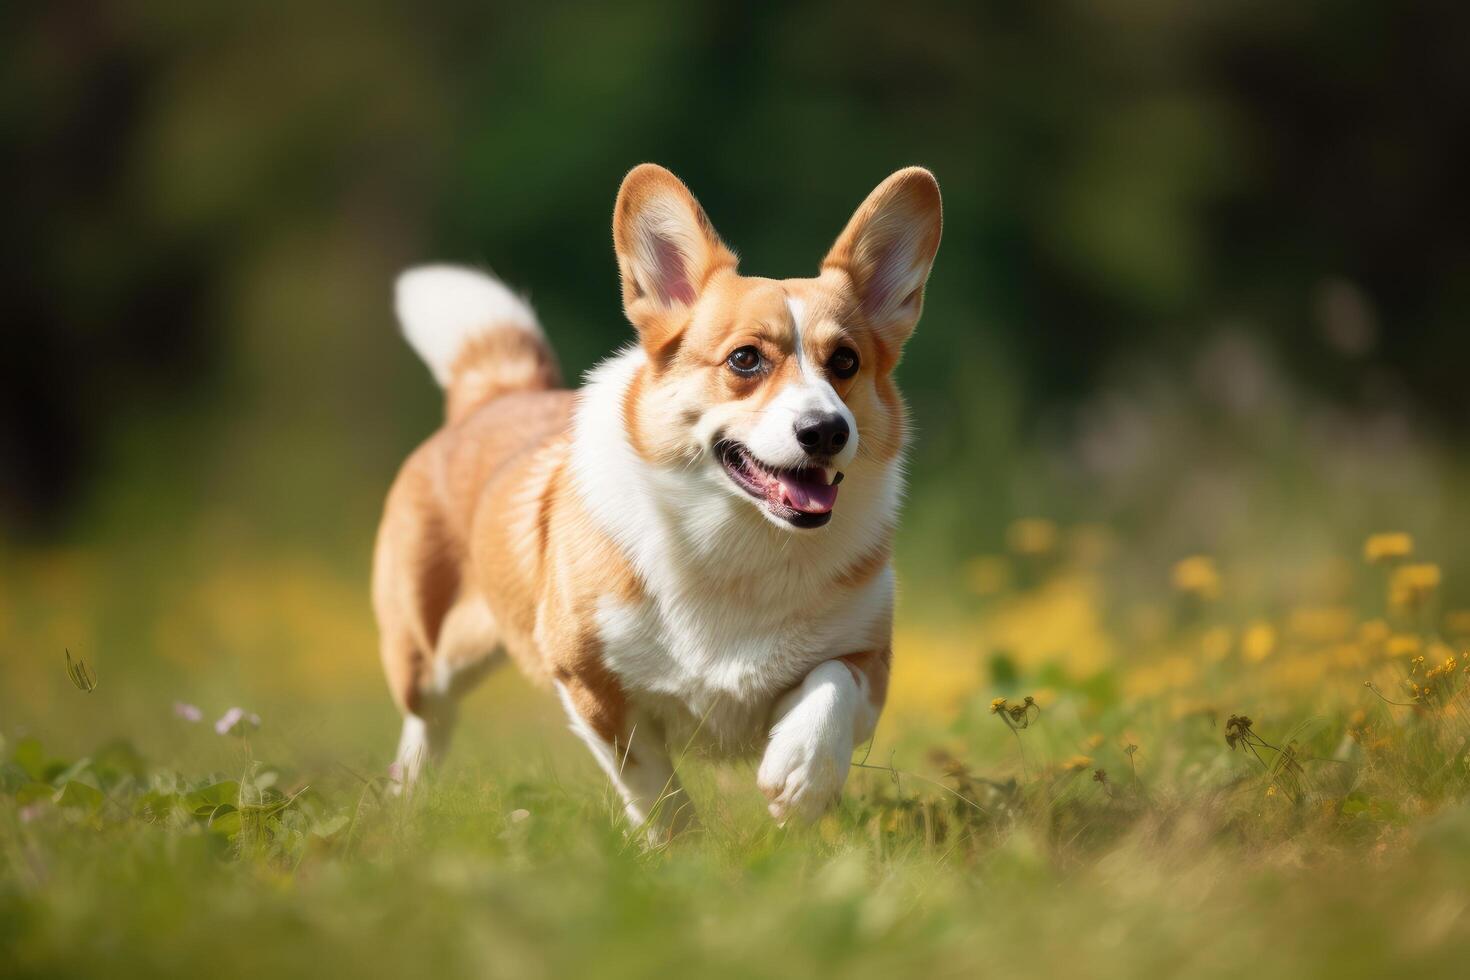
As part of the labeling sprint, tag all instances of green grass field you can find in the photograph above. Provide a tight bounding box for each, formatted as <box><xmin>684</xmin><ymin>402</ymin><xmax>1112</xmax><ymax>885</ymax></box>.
<box><xmin>8</xmin><ymin>516</ymin><xmax>1470</xmax><ymax>979</ymax></box>
<box><xmin>8</xmin><ymin>2</ymin><xmax>1470</xmax><ymax>976</ymax></box>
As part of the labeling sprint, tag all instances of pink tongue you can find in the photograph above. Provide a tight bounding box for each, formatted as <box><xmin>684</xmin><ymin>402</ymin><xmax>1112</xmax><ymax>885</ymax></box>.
<box><xmin>774</xmin><ymin>472</ymin><xmax>840</xmax><ymax>514</ymax></box>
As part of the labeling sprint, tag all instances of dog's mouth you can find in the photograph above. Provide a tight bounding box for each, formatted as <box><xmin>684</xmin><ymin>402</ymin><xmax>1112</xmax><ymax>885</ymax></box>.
<box><xmin>715</xmin><ymin>440</ymin><xmax>842</xmax><ymax>529</ymax></box>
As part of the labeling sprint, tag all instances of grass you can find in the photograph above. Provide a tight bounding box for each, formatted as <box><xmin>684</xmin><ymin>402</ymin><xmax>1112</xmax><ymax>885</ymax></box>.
<box><xmin>8</xmin><ymin>524</ymin><xmax>1470</xmax><ymax>979</ymax></box>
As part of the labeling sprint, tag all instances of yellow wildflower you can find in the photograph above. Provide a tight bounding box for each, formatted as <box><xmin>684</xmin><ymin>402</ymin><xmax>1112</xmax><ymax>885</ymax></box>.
<box><xmin>1242</xmin><ymin>622</ymin><xmax>1276</xmax><ymax>663</ymax></box>
<box><xmin>1288</xmin><ymin>606</ymin><xmax>1355</xmax><ymax>643</ymax></box>
<box><xmin>1386</xmin><ymin>634</ymin><xmax>1422</xmax><ymax>658</ymax></box>
<box><xmin>1063</xmin><ymin>755</ymin><xmax>1093</xmax><ymax>772</ymax></box>
<box><xmin>1364</xmin><ymin>533</ymin><xmax>1413</xmax><ymax>563</ymax></box>
<box><xmin>1390</xmin><ymin>563</ymin><xmax>1441</xmax><ymax>610</ymax></box>
<box><xmin>1444</xmin><ymin>609</ymin><xmax>1470</xmax><ymax>637</ymax></box>
<box><xmin>1172</xmin><ymin>556</ymin><xmax>1221</xmax><ymax>601</ymax></box>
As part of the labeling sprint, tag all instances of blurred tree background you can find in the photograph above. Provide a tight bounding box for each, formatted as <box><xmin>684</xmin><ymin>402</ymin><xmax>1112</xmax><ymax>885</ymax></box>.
<box><xmin>4</xmin><ymin>0</ymin><xmax>1469</xmax><ymax>574</ymax></box>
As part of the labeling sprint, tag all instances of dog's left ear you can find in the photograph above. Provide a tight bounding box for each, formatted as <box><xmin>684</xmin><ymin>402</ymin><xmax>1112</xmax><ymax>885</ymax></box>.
<box><xmin>822</xmin><ymin>167</ymin><xmax>942</xmax><ymax>348</ymax></box>
<box><xmin>613</xmin><ymin>164</ymin><xmax>736</xmax><ymax>361</ymax></box>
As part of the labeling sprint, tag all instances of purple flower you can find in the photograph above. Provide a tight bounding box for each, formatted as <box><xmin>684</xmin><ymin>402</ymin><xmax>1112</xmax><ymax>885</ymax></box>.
<box><xmin>173</xmin><ymin>701</ymin><xmax>203</xmax><ymax>723</ymax></box>
<box><xmin>215</xmin><ymin>707</ymin><xmax>261</xmax><ymax>736</ymax></box>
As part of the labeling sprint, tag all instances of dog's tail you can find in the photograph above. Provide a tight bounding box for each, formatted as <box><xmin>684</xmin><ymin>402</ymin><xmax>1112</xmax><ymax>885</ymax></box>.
<box><xmin>394</xmin><ymin>265</ymin><xmax>562</xmax><ymax>424</ymax></box>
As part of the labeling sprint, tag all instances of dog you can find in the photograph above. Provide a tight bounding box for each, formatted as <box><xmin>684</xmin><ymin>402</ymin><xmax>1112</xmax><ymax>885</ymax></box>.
<box><xmin>374</xmin><ymin>164</ymin><xmax>941</xmax><ymax>833</ymax></box>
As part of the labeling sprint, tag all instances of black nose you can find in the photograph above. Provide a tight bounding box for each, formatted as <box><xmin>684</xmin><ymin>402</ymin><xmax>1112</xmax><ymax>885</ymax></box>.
<box><xmin>794</xmin><ymin>413</ymin><xmax>849</xmax><ymax>456</ymax></box>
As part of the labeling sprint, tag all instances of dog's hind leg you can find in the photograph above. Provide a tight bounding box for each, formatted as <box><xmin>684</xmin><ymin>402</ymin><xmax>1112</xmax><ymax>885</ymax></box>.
<box><xmin>377</xmin><ymin>506</ymin><xmax>506</xmax><ymax>785</ymax></box>
<box><xmin>380</xmin><ymin>628</ymin><xmax>449</xmax><ymax>789</ymax></box>
<box><xmin>386</xmin><ymin>594</ymin><xmax>505</xmax><ymax>789</ymax></box>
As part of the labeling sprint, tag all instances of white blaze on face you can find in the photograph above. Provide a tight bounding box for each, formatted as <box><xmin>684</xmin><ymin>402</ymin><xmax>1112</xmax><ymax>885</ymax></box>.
<box><xmin>740</xmin><ymin>296</ymin><xmax>859</xmax><ymax>471</ymax></box>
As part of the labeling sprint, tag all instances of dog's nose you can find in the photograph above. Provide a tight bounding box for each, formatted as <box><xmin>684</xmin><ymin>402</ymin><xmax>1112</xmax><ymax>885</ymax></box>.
<box><xmin>794</xmin><ymin>413</ymin><xmax>849</xmax><ymax>456</ymax></box>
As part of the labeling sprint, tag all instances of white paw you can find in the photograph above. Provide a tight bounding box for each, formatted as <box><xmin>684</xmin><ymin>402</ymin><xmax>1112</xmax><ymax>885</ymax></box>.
<box><xmin>757</xmin><ymin>697</ymin><xmax>853</xmax><ymax>824</ymax></box>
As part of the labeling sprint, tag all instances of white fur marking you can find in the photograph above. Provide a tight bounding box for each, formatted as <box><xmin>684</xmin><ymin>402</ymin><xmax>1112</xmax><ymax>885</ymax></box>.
<box><xmin>394</xmin><ymin>714</ymin><xmax>429</xmax><ymax>784</ymax></box>
<box><xmin>737</xmin><ymin>297</ymin><xmax>858</xmax><ymax>471</ymax></box>
<box><xmin>568</xmin><ymin>344</ymin><xmax>900</xmax><ymax>801</ymax></box>
<box><xmin>395</xmin><ymin>265</ymin><xmax>542</xmax><ymax>386</ymax></box>
<box><xmin>392</xmin><ymin>693</ymin><xmax>460</xmax><ymax>792</ymax></box>
<box><xmin>757</xmin><ymin>659</ymin><xmax>876</xmax><ymax>823</ymax></box>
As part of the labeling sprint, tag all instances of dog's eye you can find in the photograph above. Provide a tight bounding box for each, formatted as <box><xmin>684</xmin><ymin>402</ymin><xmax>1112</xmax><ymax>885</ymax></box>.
<box><xmin>827</xmin><ymin>346</ymin><xmax>860</xmax><ymax>380</ymax></box>
<box><xmin>727</xmin><ymin>346</ymin><xmax>763</xmax><ymax>376</ymax></box>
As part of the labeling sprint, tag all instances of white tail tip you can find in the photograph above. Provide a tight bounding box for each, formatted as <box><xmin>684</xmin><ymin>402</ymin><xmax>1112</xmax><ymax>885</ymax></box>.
<box><xmin>394</xmin><ymin>265</ymin><xmax>542</xmax><ymax>387</ymax></box>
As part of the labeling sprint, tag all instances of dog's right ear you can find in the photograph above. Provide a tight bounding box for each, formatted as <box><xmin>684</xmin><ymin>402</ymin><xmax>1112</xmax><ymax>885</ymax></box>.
<box><xmin>613</xmin><ymin>164</ymin><xmax>736</xmax><ymax>362</ymax></box>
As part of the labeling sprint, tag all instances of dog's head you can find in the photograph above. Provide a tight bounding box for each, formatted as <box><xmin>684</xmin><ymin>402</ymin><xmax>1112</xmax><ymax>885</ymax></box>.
<box><xmin>612</xmin><ymin>164</ymin><xmax>942</xmax><ymax>530</ymax></box>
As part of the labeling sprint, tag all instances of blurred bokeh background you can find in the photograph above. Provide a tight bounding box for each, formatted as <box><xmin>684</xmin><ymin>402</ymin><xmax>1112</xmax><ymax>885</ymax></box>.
<box><xmin>5</xmin><ymin>1</ymin><xmax>1470</xmax><ymax>763</ymax></box>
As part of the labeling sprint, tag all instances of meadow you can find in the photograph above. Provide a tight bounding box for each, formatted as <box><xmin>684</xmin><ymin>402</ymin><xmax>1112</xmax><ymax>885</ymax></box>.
<box><xmin>9</xmin><ymin>347</ymin><xmax>1470</xmax><ymax>978</ymax></box>
<box><xmin>9</xmin><ymin>3</ymin><xmax>1470</xmax><ymax>976</ymax></box>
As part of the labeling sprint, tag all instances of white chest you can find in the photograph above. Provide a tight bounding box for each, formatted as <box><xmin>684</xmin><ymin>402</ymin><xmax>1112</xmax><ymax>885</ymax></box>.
<box><xmin>595</xmin><ymin>568</ymin><xmax>893</xmax><ymax>754</ymax></box>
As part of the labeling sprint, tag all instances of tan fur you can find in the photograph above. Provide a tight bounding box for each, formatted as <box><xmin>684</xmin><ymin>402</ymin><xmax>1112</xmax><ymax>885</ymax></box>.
<box><xmin>839</xmin><ymin>649</ymin><xmax>892</xmax><ymax>709</ymax></box>
<box><xmin>445</xmin><ymin>327</ymin><xmax>562</xmax><ymax>424</ymax></box>
<box><xmin>375</xmin><ymin>164</ymin><xmax>941</xmax><ymax>810</ymax></box>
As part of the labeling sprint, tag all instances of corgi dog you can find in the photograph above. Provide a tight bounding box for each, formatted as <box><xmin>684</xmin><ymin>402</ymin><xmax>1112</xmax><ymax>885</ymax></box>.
<box><xmin>374</xmin><ymin>164</ymin><xmax>941</xmax><ymax>832</ymax></box>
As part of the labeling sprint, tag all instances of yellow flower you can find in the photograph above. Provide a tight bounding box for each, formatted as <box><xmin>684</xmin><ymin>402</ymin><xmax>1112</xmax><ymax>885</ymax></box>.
<box><xmin>1386</xmin><ymin>634</ymin><xmax>1422</xmax><ymax>658</ymax></box>
<box><xmin>1063</xmin><ymin>755</ymin><xmax>1093</xmax><ymax>772</ymax></box>
<box><xmin>1172</xmin><ymin>556</ymin><xmax>1221</xmax><ymax>600</ymax></box>
<box><xmin>1288</xmin><ymin>606</ymin><xmax>1355</xmax><ymax>643</ymax></box>
<box><xmin>990</xmin><ymin>697</ymin><xmax>1008</xmax><ymax>714</ymax></box>
<box><xmin>1364</xmin><ymin>532</ymin><xmax>1413</xmax><ymax>563</ymax></box>
<box><xmin>1007</xmin><ymin>518</ymin><xmax>1059</xmax><ymax>557</ymax></box>
<box><xmin>1390</xmin><ymin>563</ymin><xmax>1441</xmax><ymax>610</ymax></box>
<box><xmin>1242</xmin><ymin>622</ymin><xmax>1276</xmax><ymax>663</ymax></box>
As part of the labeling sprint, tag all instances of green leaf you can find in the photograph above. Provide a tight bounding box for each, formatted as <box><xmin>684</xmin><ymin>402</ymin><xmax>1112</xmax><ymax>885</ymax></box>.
<box><xmin>54</xmin><ymin>780</ymin><xmax>105</xmax><ymax>812</ymax></box>
<box><xmin>135</xmin><ymin>791</ymin><xmax>183</xmax><ymax>822</ymax></box>
<box><xmin>204</xmin><ymin>805</ymin><xmax>241</xmax><ymax>836</ymax></box>
<box><xmin>51</xmin><ymin>758</ymin><xmax>94</xmax><ymax>788</ymax></box>
<box><xmin>184</xmin><ymin>781</ymin><xmax>239</xmax><ymax>811</ymax></box>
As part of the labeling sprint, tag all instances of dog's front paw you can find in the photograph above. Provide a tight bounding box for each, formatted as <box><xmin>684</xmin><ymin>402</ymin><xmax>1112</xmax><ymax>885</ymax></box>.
<box><xmin>757</xmin><ymin>704</ymin><xmax>853</xmax><ymax>824</ymax></box>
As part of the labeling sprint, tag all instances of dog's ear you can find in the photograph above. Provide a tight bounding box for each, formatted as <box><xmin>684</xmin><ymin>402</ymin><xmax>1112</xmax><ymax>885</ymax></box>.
<box><xmin>613</xmin><ymin>164</ymin><xmax>736</xmax><ymax>361</ymax></box>
<box><xmin>822</xmin><ymin>167</ymin><xmax>942</xmax><ymax>348</ymax></box>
